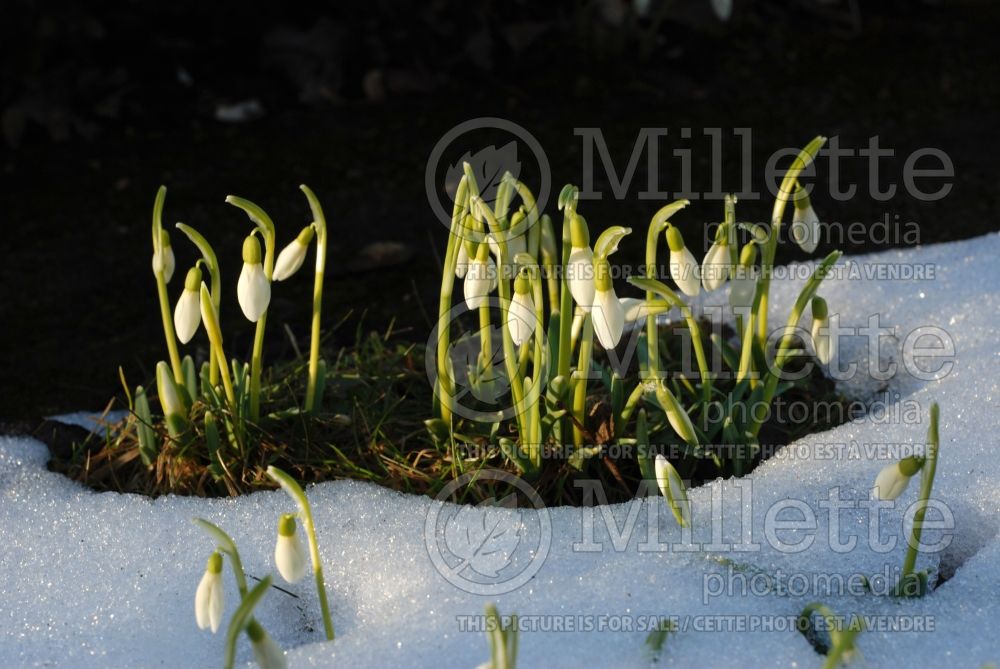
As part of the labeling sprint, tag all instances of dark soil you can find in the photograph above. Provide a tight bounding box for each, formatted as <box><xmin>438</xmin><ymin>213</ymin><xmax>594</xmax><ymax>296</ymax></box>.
<box><xmin>1</xmin><ymin>0</ymin><xmax>998</xmax><ymax>419</ymax></box>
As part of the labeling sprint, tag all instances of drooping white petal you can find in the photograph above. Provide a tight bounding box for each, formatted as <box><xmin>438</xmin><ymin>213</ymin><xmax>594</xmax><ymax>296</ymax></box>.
<box><xmin>173</xmin><ymin>289</ymin><xmax>202</xmax><ymax>344</ymax></box>
<box><xmin>620</xmin><ymin>297</ymin><xmax>648</xmax><ymax>323</ymax></box>
<box><xmin>669</xmin><ymin>247</ymin><xmax>701</xmax><ymax>297</ymax></box>
<box><xmin>792</xmin><ymin>205</ymin><xmax>820</xmax><ymax>253</ymax></box>
<box><xmin>654</xmin><ymin>454</ymin><xmax>691</xmax><ymax>527</ymax></box>
<box><xmin>272</xmin><ymin>240</ymin><xmax>309</xmax><ymax>281</ymax></box>
<box><xmin>194</xmin><ymin>571</ymin><xmax>223</xmax><ymax>633</ymax></box>
<box><xmin>592</xmin><ymin>288</ymin><xmax>625</xmax><ymax>349</ymax></box>
<box><xmin>274</xmin><ymin>533</ymin><xmax>308</xmax><ymax>584</ymax></box>
<box><xmin>701</xmin><ymin>241</ymin><xmax>730</xmax><ymax>292</ymax></box>
<box><xmin>811</xmin><ymin>317</ymin><xmax>831</xmax><ymax>364</ymax></box>
<box><xmin>507</xmin><ymin>291</ymin><xmax>537</xmax><ymax>346</ymax></box>
<box><xmin>454</xmin><ymin>242</ymin><xmax>470</xmax><ymax>278</ymax></box>
<box><xmin>463</xmin><ymin>257</ymin><xmax>496</xmax><ymax>310</ymax></box>
<box><xmin>251</xmin><ymin>629</ymin><xmax>287</xmax><ymax>669</ymax></box>
<box><xmin>237</xmin><ymin>263</ymin><xmax>271</xmax><ymax>322</ymax></box>
<box><xmin>567</xmin><ymin>246</ymin><xmax>596</xmax><ymax>311</ymax></box>
<box><xmin>872</xmin><ymin>462</ymin><xmax>911</xmax><ymax>500</ymax></box>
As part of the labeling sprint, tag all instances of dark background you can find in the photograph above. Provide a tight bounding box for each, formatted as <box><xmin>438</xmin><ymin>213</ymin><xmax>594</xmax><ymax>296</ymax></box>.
<box><xmin>1</xmin><ymin>0</ymin><xmax>997</xmax><ymax>417</ymax></box>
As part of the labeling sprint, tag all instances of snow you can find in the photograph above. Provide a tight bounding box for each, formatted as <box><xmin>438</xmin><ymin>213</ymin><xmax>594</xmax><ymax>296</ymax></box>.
<box><xmin>3</xmin><ymin>233</ymin><xmax>1000</xmax><ymax>668</ymax></box>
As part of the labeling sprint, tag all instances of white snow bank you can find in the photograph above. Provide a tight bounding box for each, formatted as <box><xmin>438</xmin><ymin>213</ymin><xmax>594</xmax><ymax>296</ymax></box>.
<box><xmin>2</xmin><ymin>234</ymin><xmax>999</xmax><ymax>668</ymax></box>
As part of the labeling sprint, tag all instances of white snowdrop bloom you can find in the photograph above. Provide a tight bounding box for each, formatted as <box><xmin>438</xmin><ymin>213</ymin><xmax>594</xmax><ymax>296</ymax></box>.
<box><xmin>591</xmin><ymin>259</ymin><xmax>625</xmax><ymax>349</ymax></box>
<box><xmin>248</xmin><ymin>621</ymin><xmax>286</xmax><ymax>669</ymax></box>
<box><xmin>237</xmin><ymin>235</ymin><xmax>271</xmax><ymax>322</ymax></box>
<box><xmin>728</xmin><ymin>244</ymin><xmax>758</xmax><ymax>311</ymax></box>
<box><xmin>567</xmin><ymin>214</ymin><xmax>596</xmax><ymax>311</ymax></box>
<box><xmin>454</xmin><ymin>240</ymin><xmax>470</xmax><ymax>278</ymax></box>
<box><xmin>152</xmin><ymin>229</ymin><xmax>176</xmax><ymax>282</ymax></box>
<box><xmin>791</xmin><ymin>189</ymin><xmax>820</xmax><ymax>253</ymax></box>
<box><xmin>701</xmin><ymin>229</ymin><xmax>731</xmax><ymax>292</ymax></box>
<box><xmin>619</xmin><ymin>297</ymin><xmax>651</xmax><ymax>324</ymax></box>
<box><xmin>274</xmin><ymin>514</ymin><xmax>307</xmax><ymax>584</ymax></box>
<box><xmin>654</xmin><ymin>454</ymin><xmax>691</xmax><ymax>527</ymax></box>
<box><xmin>508</xmin><ymin>272</ymin><xmax>537</xmax><ymax>346</ymax></box>
<box><xmin>194</xmin><ymin>551</ymin><xmax>224</xmax><ymax>633</ymax></box>
<box><xmin>810</xmin><ymin>296</ymin><xmax>831</xmax><ymax>364</ymax></box>
<box><xmin>873</xmin><ymin>456</ymin><xmax>924</xmax><ymax>501</ymax></box>
<box><xmin>272</xmin><ymin>226</ymin><xmax>314</xmax><ymax>281</ymax></box>
<box><xmin>173</xmin><ymin>266</ymin><xmax>203</xmax><ymax>344</ymax></box>
<box><xmin>666</xmin><ymin>225</ymin><xmax>700</xmax><ymax>297</ymax></box>
<box><xmin>657</xmin><ymin>380</ymin><xmax>698</xmax><ymax>446</ymax></box>
<box><xmin>463</xmin><ymin>243</ymin><xmax>496</xmax><ymax>310</ymax></box>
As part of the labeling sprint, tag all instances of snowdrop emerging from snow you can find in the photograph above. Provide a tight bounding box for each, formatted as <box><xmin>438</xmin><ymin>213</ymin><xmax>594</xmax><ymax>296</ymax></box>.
<box><xmin>247</xmin><ymin>621</ymin><xmax>287</xmax><ymax>669</ymax></box>
<box><xmin>810</xmin><ymin>296</ymin><xmax>832</xmax><ymax>364</ymax></box>
<box><xmin>194</xmin><ymin>551</ymin><xmax>224</xmax><ymax>633</ymax></box>
<box><xmin>666</xmin><ymin>224</ymin><xmax>700</xmax><ymax>297</ymax></box>
<box><xmin>272</xmin><ymin>225</ymin><xmax>315</xmax><ymax>281</ymax></box>
<box><xmin>654</xmin><ymin>454</ymin><xmax>690</xmax><ymax>527</ymax></box>
<box><xmin>274</xmin><ymin>514</ymin><xmax>307</xmax><ymax>584</ymax></box>
<box><xmin>237</xmin><ymin>235</ymin><xmax>271</xmax><ymax>322</ymax></box>
<box><xmin>872</xmin><ymin>455</ymin><xmax>925</xmax><ymax>501</ymax></box>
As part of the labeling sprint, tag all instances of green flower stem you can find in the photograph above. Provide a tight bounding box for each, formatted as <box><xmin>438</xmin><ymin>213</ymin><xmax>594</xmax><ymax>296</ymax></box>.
<box><xmin>435</xmin><ymin>176</ymin><xmax>470</xmax><ymax>423</ymax></box>
<box><xmin>755</xmin><ymin>136</ymin><xmax>827</xmax><ymax>347</ymax></box>
<box><xmin>223</xmin><ymin>576</ymin><xmax>271</xmax><ymax>669</ymax></box>
<box><xmin>642</xmin><ymin>201</ymin><xmax>690</xmax><ymax>389</ymax></box>
<box><xmin>748</xmin><ymin>250</ymin><xmax>842</xmax><ymax>437</ymax></box>
<box><xmin>199</xmin><ymin>284</ymin><xmax>238</xmax><ymax>408</ymax></box>
<box><xmin>556</xmin><ymin>193</ymin><xmax>577</xmax><ymax>379</ymax></box>
<box><xmin>266</xmin><ymin>466</ymin><xmax>335</xmax><ymax>640</ymax></box>
<box><xmin>475</xmin><ymin>199</ymin><xmax>528</xmax><ymax>442</ymax></box>
<box><xmin>225</xmin><ymin>196</ymin><xmax>276</xmax><ymax>422</ymax></box>
<box><xmin>902</xmin><ymin>402</ymin><xmax>940</xmax><ymax>578</ymax></box>
<box><xmin>176</xmin><ymin>223</ymin><xmax>221</xmax><ymax>386</ymax></box>
<box><xmin>151</xmin><ymin>186</ymin><xmax>184</xmax><ymax>384</ymax></box>
<box><xmin>299</xmin><ymin>185</ymin><xmax>328</xmax><ymax>414</ymax></box>
<box><xmin>526</xmin><ymin>266</ymin><xmax>547</xmax><ymax>467</ymax></box>
<box><xmin>571</xmin><ymin>315</ymin><xmax>594</xmax><ymax>446</ymax></box>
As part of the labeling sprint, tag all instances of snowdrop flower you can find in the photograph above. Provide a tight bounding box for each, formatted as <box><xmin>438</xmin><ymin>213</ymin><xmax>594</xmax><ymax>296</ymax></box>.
<box><xmin>173</xmin><ymin>266</ymin><xmax>203</xmax><ymax>344</ymax></box>
<box><xmin>508</xmin><ymin>270</ymin><xmax>537</xmax><ymax>346</ymax></box>
<box><xmin>454</xmin><ymin>239</ymin><xmax>471</xmax><ymax>278</ymax></box>
<box><xmin>666</xmin><ymin>225</ymin><xmax>700</xmax><ymax>297</ymax></box>
<box><xmin>237</xmin><ymin>235</ymin><xmax>271</xmax><ymax>322</ymax></box>
<box><xmin>486</xmin><ymin>230</ymin><xmax>528</xmax><ymax>262</ymax></box>
<box><xmin>567</xmin><ymin>214</ymin><xmax>596</xmax><ymax>311</ymax></box>
<box><xmin>791</xmin><ymin>186</ymin><xmax>820</xmax><ymax>253</ymax></box>
<box><xmin>657</xmin><ymin>380</ymin><xmax>698</xmax><ymax>446</ymax></box>
<box><xmin>591</xmin><ymin>258</ymin><xmax>625</xmax><ymax>349</ymax></box>
<box><xmin>274</xmin><ymin>514</ymin><xmax>307</xmax><ymax>584</ymax></box>
<box><xmin>272</xmin><ymin>225</ymin><xmax>315</xmax><ymax>281</ymax></box>
<box><xmin>654</xmin><ymin>454</ymin><xmax>691</xmax><ymax>527</ymax></box>
<box><xmin>701</xmin><ymin>225</ymin><xmax>732</xmax><ymax>292</ymax></box>
<box><xmin>729</xmin><ymin>244</ymin><xmax>758</xmax><ymax>311</ymax></box>
<box><xmin>152</xmin><ymin>229</ymin><xmax>176</xmax><ymax>282</ymax></box>
<box><xmin>810</xmin><ymin>296</ymin><xmax>831</xmax><ymax>364</ymax></box>
<box><xmin>873</xmin><ymin>455</ymin><xmax>925</xmax><ymax>501</ymax></box>
<box><xmin>194</xmin><ymin>551</ymin><xmax>224</xmax><ymax>633</ymax></box>
<box><xmin>464</xmin><ymin>243</ymin><xmax>497</xmax><ymax>310</ymax></box>
<box><xmin>247</xmin><ymin>621</ymin><xmax>286</xmax><ymax>669</ymax></box>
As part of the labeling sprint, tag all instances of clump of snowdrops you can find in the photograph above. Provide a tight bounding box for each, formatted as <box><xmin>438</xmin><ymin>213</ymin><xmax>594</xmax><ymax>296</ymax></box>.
<box><xmin>428</xmin><ymin>137</ymin><xmax>842</xmax><ymax>511</ymax></box>
<box><xmin>192</xmin><ymin>466</ymin><xmax>334</xmax><ymax>669</ymax></box>
<box><xmin>120</xmin><ymin>185</ymin><xmax>330</xmax><ymax>489</ymax></box>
